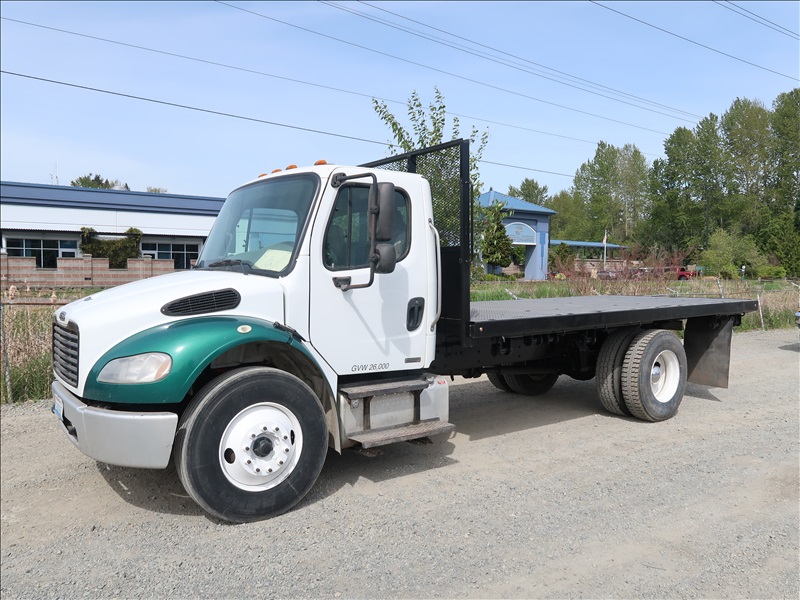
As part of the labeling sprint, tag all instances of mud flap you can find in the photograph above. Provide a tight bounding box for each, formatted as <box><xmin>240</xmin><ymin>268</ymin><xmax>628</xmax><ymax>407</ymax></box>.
<box><xmin>684</xmin><ymin>316</ymin><xmax>735</xmax><ymax>388</ymax></box>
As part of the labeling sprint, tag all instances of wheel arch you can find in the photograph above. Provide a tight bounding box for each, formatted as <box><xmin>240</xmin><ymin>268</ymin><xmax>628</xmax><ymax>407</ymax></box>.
<box><xmin>84</xmin><ymin>316</ymin><xmax>340</xmax><ymax>450</ymax></box>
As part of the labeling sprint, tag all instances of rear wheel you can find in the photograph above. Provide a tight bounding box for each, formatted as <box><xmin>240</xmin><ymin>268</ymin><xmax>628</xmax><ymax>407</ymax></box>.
<box><xmin>596</xmin><ymin>328</ymin><xmax>640</xmax><ymax>416</ymax></box>
<box><xmin>175</xmin><ymin>367</ymin><xmax>327</xmax><ymax>523</ymax></box>
<box><xmin>487</xmin><ymin>372</ymin><xmax>515</xmax><ymax>393</ymax></box>
<box><xmin>504</xmin><ymin>373</ymin><xmax>559</xmax><ymax>396</ymax></box>
<box><xmin>621</xmin><ymin>330</ymin><xmax>687</xmax><ymax>422</ymax></box>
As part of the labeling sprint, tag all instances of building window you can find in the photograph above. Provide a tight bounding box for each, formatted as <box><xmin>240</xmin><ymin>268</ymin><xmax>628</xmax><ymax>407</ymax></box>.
<box><xmin>141</xmin><ymin>242</ymin><xmax>199</xmax><ymax>269</ymax></box>
<box><xmin>5</xmin><ymin>238</ymin><xmax>77</xmax><ymax>268</ymax></box>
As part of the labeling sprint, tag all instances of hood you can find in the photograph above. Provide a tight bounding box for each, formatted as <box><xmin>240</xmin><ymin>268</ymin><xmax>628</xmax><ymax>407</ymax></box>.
<box><xmin>55</xmin><ymin>270</ymin><xmax>286</xmax><ymax>394</ymax></box>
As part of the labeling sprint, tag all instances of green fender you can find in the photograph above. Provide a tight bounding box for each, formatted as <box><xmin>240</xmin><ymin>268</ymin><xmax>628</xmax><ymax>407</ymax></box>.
<box><xmin>84</xmin><ymin>316</ymin><xmax>321</xmax><ymax>405</ymax></box>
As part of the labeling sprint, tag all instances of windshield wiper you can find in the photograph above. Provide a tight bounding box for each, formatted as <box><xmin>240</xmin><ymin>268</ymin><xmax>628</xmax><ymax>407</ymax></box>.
<box><xmin>207</xmin><ymin>259</ymin><xmax>253</xmax><ymax>274</ymax></box>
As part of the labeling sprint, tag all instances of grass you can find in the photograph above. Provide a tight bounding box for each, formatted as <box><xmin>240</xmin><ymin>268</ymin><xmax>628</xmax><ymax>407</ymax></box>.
<box><xmin>1</xmin><ymin>280</ymin><xmax>797</xmax><ymax>403</ymax></box>
<box><xmin>1</xmin><ymin>305</ymin><xmax>54</xmax><ymax>403</ymax></box>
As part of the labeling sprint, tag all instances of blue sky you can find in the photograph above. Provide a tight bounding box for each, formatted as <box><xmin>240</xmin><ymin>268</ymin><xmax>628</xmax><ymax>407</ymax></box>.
<box><xmin>1</xmin><ymin>1</ymin><xmax>798</xmax><ymax>199</ymax></box>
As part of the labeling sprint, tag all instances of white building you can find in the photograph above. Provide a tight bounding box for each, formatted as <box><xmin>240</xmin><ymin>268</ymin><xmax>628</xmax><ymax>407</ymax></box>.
<box><xmin>1</xmin><ymin>181</ymin><xmax>225</xmax><ymax>269</ymax></box>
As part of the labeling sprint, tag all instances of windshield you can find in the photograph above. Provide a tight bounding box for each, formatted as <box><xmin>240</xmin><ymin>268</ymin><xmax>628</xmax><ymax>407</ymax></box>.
<box><xmin>196</xmin><ymin>173</ymin><xmax>319</xmax><ymax>276</ymax></box>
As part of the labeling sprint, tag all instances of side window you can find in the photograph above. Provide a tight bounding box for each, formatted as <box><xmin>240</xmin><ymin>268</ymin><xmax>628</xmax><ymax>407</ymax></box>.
<box><xmin>323</xmin><ymin>185</ymin><xmax>410</xmax><ymax>270</ymax></box>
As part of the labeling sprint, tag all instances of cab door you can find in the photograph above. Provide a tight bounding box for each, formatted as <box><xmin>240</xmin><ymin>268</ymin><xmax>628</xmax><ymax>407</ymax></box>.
<box><xmin>308</xmin><ymin>171</ymin><xmax>430</xmax><ymax>377</ymax></box>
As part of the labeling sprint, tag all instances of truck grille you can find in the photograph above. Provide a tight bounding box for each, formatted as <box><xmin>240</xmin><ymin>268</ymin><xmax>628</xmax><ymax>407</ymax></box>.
<box><xmin>53</xmin><ymin>320</ymin><xmax>80</xmax><ymax>388</ymax></box>
<box><xmin>161</xmin><ymin>288</ymin><xmax>241</xmax><ymax>316</ymax></box>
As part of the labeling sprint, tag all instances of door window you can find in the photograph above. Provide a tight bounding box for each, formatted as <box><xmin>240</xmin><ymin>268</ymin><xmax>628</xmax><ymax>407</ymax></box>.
<box><xmin>323</xmin><ymin>185</ymin><xmax>409</xmax><ymax>270</ymax></box>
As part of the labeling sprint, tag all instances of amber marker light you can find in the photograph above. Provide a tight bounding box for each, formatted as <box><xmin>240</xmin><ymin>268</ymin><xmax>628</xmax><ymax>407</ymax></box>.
<box><xmin>314</xmin><ymin>160</ymin><xmax>327</xmax><ymax>165</ymax></box>
<box><xmin>286</xmin><ymin>164</ymin><xmax>298</xmax><ymax>170</ymax></box>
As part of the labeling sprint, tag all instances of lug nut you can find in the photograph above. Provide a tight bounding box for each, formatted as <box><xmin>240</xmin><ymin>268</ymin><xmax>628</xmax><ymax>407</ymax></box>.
<box><xmin>283</xmin><ymin>435</ymin><xmax>288</xmax><ymax>440</ymax></box>
<box><xmin>262</xmin><ymin>426</ymin><xmax>267</xmax><ymax>431</ymax></box>
<box><xmin>268</xmin><ymin>468</ymin><xmax>273</xmax><ymax>473</ymax></box>
<box><xmin>255</xmin><ymin>468</ymin><xmax>260</xmax><ymax>473</ymax></box>
<box><xmin>284</xmin><ymin>448</ymin><xmax>289</xmax><ymax>453</ymax></box>
<box><xmin>245</xmin><ymin>446</ymin><xmax>250</xmax><ymax>451</ymax></box>
<box><xmin>251</xmin><ymin>433</ymin><xmax>256</xmax><ymax>439</ymax></box>
<box><xmin>246</xmin><ymin>460</ymin><xmax>251</xmax><ymax>465</ymax></box>
<box><xmin>275</xmin><ymin>426</ymin><xmax>280</xmax><ymax>432</ymax></box>
<box><xmin>279</xmin><ymin>461</ymin><xmax>284</xmax><ymax>465</ymax></box>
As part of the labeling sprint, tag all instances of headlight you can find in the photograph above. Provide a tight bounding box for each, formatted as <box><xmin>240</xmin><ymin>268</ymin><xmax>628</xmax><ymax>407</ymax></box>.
<box><xmin>97</xmin><ymin>353</ymin><xmax>172</xmax><ymax>384</ymax></box>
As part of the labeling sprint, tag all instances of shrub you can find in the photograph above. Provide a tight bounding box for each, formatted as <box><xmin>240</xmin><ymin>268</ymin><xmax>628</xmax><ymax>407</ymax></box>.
<box><xmin>757</xmin><ymin>265</ymin><xmax>786</xmax><ymax>279</ymax></box>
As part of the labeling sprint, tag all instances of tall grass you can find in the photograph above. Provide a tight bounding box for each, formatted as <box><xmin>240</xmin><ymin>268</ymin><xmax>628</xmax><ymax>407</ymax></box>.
<box><xmin>1</xmin><ymin>305</ymin><xmax>54</xmax><ymax>403</ymax></box>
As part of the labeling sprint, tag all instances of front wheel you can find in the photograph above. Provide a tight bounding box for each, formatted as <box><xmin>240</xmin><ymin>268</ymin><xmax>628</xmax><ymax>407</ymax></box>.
<box><xmin>621</xmin><ymin>330</ymin><xmax>687</xmax><ymax>422</ymax></box>
<box><xmin>175</xmin><ymin>367</ymin><xmax>328</xmax><ymax>523</ymax></box>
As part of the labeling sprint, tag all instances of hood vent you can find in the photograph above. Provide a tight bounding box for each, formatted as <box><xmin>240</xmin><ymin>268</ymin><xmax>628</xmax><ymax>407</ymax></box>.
<box><xmin>162</xmin><ymin>288</ymin><xmax>241</xmax><ymax>316</ymax></box>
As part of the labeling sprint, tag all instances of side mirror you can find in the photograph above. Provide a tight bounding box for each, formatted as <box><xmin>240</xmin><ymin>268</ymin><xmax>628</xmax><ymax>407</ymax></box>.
<box><xmin>375</xmin><ymin>182</ymin><xmax>396</xmax><ymax>242</ymax></box>
<box><xmin>374</xmin><ymin>243</ymin><xmax>397</xmax><ymax>274</ymax></box>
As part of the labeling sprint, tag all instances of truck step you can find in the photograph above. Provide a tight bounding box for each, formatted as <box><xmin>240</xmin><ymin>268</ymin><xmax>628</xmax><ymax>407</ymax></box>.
<box><xmin>348</xmin><ymin>419</ymin><xmax>455</xmax><ymax>448</ymax></box>
<box><xmin>340</xmin><ymin>376</ymin><xmax>430</xmax><ymax>400</ymax></box>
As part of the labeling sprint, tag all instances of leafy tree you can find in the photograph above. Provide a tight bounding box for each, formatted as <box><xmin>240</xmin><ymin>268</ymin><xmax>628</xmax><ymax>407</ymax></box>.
<box><xmin>373</xmin><ymin>87</ymin><xmax>488</xmax><ymax>194</ymax></box>
<box><xmin>147</xmin><ymin>186</ymin><xmax>168</xmax><ymax>194</ymax></box>
<box><xmin>80</xmin><ymin>227</ymin><xmax>142</xmax><ymax>268</ymax></box>
<box><xmin>481</xmin><ymin>201</ymin><xmax>513</xmax><ymax>269</ymax></box>
<box><xmin>720</xmin><ymin>98</ymin><xmax>772</xmax><ymax>234</ymax></box>
<box><xmin>373</xmin><ymin>87</ymin><xmax>489</xmax><ymax>249</ymax></box>
<box><xmin>700</xmin><ymin>229</ymin><xmax>767</xmax><ymax>278</ymax></box>
<box><xmin>70</xmin><ymin>173</ymin><xmax>130</xmax><ymax>190</ymax></box>
<box><xmin>508</xmin><ymin>178</ymin><xmax>549</xmax><ymax>205</ymax></box>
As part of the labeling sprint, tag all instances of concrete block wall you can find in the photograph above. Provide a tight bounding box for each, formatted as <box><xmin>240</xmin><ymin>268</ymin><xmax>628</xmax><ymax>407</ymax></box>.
<box><xmin>1</xmin><ymin>255</ymin><xmax>178</xmax><ymax>292</ymax></box>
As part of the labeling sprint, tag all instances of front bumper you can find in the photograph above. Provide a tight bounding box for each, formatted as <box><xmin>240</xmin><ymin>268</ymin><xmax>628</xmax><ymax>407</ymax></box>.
<box><xmin>52</xmin><ymin>381</ymin><xmax>178</xmax><ymax>469</ymax></box>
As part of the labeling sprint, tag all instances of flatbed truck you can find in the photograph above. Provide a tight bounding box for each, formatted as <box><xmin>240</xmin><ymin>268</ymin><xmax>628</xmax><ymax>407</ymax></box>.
<box><xmin>52</xmin><ymin>140</ymin><xmax>757</xmax><ymax>522</ymax></box>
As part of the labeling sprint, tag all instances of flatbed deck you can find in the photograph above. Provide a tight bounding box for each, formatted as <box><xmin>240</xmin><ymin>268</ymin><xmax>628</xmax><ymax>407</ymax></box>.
<box><xmin>469</xmin><ymin>295</ymin><xmax>758</xmax><ymax>338</ymax></box>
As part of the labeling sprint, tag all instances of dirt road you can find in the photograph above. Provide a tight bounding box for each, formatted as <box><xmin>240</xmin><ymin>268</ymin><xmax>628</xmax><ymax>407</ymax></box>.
<box><xmin>2</xmin><ymin>329</ymin><xmax>798</xmax><ymax>598</ymax></box>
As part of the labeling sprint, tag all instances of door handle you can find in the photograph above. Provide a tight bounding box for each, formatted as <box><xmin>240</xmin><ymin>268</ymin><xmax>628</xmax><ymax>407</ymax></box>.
<box><xmin>407</xmin><ymin>297</ymin><xmax>425</xmax><ymax>331</ymax></box>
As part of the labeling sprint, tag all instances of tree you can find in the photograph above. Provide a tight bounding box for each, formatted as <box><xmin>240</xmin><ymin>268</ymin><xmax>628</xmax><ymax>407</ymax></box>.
<box><xmin>373</xmin><ymin>87</ymin><xmax>489</xmax><ymax>247</ymax></box>
<box><xmin>508</xmin><ymin>178</ymin><xmax>549</xmax><ymax>206</ymax></box>
<box><xmin>373</xmin><ymin>87</ymin><xmax>488</xmax><ymax>192</ymax></box>
<box><xmin>700</xmin><ymin>229</ymin><xmax>767</xmax><ymax>278</ymax></box>
<box><xmin>70</xmin><ymin>173</ymin><xmax>129</xmax><ymax>190</ymax></box>
<box><xmin>720</xmin><ymin>98</ymin><xmax>772</xmax><ymax>234</ymax></box>
<box><xmin>147</xmin><ymin>186</ymin><xmax>168</xmax><ymax>194</ymax></box>
<box><xmin>481</xmin><ymin>201</ymin><xmax>513</xmax><ymax>269</ymax></box>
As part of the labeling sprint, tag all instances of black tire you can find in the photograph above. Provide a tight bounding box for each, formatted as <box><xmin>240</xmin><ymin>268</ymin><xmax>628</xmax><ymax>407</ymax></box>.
<box><xmin>174</xmin><ymin>367</ymin><xmax>327</xmax><ymax>523</ymax></box>
<box><xmin>487</xmin><ymin>372</ymin><xmax>515</xmax><ymax>393</ymax></box>
<box><xmin>504</xmin><ymin>373</ymin><xmax>559</xmax><ymax>396</ymax></box>
<box><xmin>566</xmin><ymin>369</ymin><xmax>595</xmax><ymax>381</ymax></box>
<box><xmin>621</xmin><ymin>330</ymin><xmax>688</xmax><ymax>422</ymax></box>
<box><xmin>596</xmin><ymin>328</ymin><xmax>640</xmax><ymax>416</ymax></box>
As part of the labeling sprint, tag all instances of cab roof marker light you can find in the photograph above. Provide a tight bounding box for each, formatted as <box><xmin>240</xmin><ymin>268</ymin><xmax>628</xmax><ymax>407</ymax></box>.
<box><xmin>271</xmin><ymin>169</ymin><xmax>282</xmax><ymax>174</ymax></box>
<box><xmin>257</xmin><ymin>173</ymin><xmax>268</xmax><ymax>178</ymax></box>
<box><xmin>286</xmin><ymin>164</ymin><xmax>298</xmax><ymax>170</ymax></box>
<box><xmin>314</xmin><ymin>160</ymin><xmax>327</xmax><ymax>165</ymax></box>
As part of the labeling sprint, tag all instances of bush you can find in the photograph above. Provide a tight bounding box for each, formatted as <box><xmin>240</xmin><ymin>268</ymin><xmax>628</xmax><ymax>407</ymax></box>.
<box><xmin>757</xmin><ymin>265</ymin><xmax>786</xmax><ymax>279</ymax></box>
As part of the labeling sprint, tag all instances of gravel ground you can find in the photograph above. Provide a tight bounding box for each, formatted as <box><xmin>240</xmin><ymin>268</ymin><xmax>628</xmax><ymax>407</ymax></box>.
<box><xmin>1</xmin><ymin>328</ymin><xmax>798</xmax><ymax>599</ymax></box>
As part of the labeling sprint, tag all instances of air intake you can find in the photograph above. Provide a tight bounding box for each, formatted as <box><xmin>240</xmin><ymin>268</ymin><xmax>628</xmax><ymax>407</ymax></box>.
<box><xmin>161</xmin><ymin>288</ymin><xmax>241</xmax><ymax>316</ymax></box>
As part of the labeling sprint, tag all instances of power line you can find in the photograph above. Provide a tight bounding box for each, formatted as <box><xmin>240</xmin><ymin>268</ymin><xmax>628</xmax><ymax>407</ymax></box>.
<box><xmin>719</xmin><ymin>1</ymin><xmax>800</xmax><ymax>39</ymax></box>
<box><xmin>215</xmin><ymin>1</ymin><xmax>673</xmax><ymax>135</ymax></box>
<box><xmin>591</xmin><ymin>1</ymin><xmax>799</xmax><ymax>82</ymax></box>
<box><xmin>0</xmin><ymin>70</ymin><xmax>574</xmax><ymax>179</ymax></box>
<box><xmin>358</xmin><ymin>0</ymin><xmax>702</xmax><ymax>119</ymax></box>
<box><xmin>0</xmin><ymin>70</ymin><xmax>386</xmax><ymax>145</ymax></box>
<box><xmin>0</xmin><ymin>16</ymin><xmax>629</xmax><ymax>151</ymax></box>
<box><xmin>319</xmin><ymin>0</ymin><xmax>699</xmax><ymax>122</ymax></box>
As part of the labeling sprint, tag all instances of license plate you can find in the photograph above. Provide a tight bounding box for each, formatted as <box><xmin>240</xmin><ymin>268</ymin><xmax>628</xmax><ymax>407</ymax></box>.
<box><xmin>53</xmin><ymin>395</ymin><xmax>64</xmax><ymax>421</ymax></box>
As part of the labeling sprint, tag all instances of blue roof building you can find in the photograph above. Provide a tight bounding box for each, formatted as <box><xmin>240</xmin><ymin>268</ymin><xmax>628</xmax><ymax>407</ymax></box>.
<box><xmin>478</xmin><ymin>190</ymin><xmax>555</xmax><ymax>280</ymax></box>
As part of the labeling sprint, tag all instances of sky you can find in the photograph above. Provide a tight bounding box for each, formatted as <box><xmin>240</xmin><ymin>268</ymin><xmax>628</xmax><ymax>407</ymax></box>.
<box><xmin>1</xmin><ymin>1</ymin><xmax>798</xmax><ymax>200</ymax></box>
